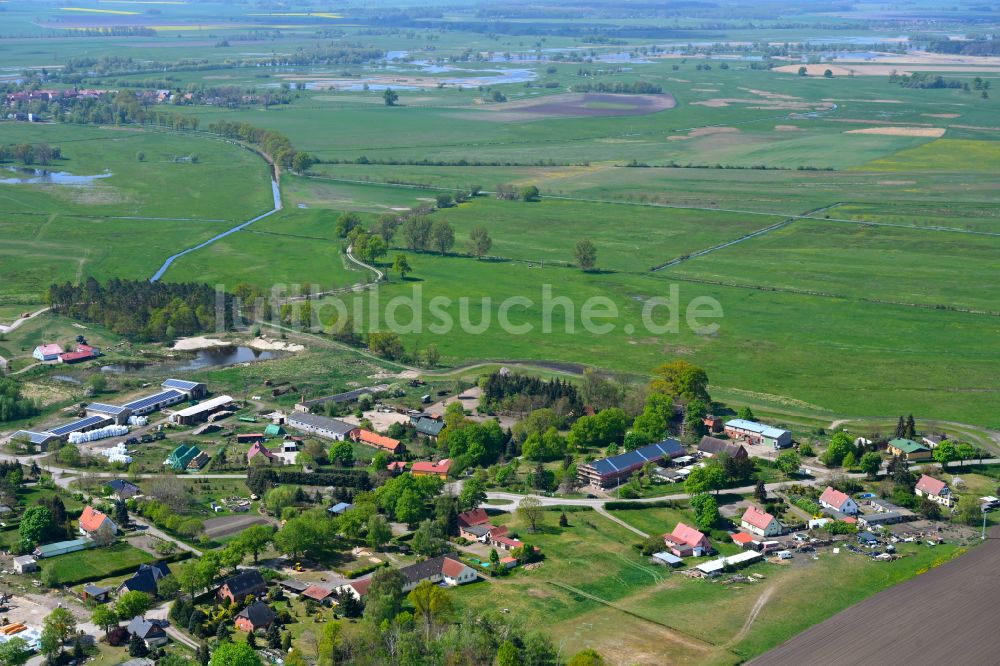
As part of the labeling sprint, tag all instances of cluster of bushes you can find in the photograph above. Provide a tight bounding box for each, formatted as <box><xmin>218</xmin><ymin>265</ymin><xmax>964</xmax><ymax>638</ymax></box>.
<box><xmin>570</xmin><ymin>81</ymin><xmax>663</xmax><ymax>94</ymax></box>
<box><xmin>0</xmin><ymin>378</ymin><xmax>38</xmax><ymax>423</ymax></box>
<box><xmin>344</xmin><ymin>561</ymin><xmax>387</xmax><ymax>578</ymax></box>
<box><xmin>789</xmin><ymin>495</ymin><xmax>821</xmax><ymax>516</ymax></box>
<box><xmin>135</xmin><ymin>500</ymin><xmax>205</xmax><ymax>538</ymax></box>
<box><xmin>0</xmin><ymin>142</ymin><xmax>61</xmax><ymax>166</ymax></box>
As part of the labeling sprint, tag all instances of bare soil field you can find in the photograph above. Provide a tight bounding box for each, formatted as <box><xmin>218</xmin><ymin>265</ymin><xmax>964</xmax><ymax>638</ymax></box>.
<box><xmin>473</xmin><ymin>93</ymin><xmax>676</xmax><ymax>121</ymax></box>
<box><xmin>203</xmin><ymin>514</ymin><xmax>274</xmax><ymax>539</ymax></box>
<box><xmin>845</xmin><ymin>126</ymin><xmax>946</xmax><ymax>137</ymax></box>
<box><xmin>753</xmin><ymin>529</ymin><xmax>1000</xmax><ymax>665</ymax></box>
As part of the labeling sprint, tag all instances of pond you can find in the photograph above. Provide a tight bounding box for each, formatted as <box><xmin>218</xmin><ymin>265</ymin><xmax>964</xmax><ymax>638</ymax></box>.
<box><xmin>0</xmin><ymin>166</ymin><xmax>113</xmax><ymax>186</ymax></box>
<box><xmin>102</xmin><ymin>346</ymin><xmax>280</xmax><ymax>374</ymax></box>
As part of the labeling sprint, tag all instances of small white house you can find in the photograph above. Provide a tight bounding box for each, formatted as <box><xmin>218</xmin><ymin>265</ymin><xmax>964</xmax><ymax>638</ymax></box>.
<box><xmin>915</xmin><ymin>475</ymin><xmax>953</xmax><ymax>507</ymax></box>
<box><xmin>740</xmin><ymin>507</ymin><xmax>783</xmax><ymax>538</ymax></box>
<box><xmin>33</xmin><ymin>344</ymin><xmax>63</xmax><ymax>362</ymax></box>
<box><xmin>819</xmin><ymin>487</ymin><xmax>859</xmax><ymax>516</ymax></box>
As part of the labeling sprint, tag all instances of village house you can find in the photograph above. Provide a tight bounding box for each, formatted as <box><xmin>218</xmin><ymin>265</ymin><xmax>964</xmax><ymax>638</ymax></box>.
<box><xmin>888</xmin><ymin>438</ymin><xmax>933</xmax><ymax>461</ymax></box>
<box><xmin>217</xmin><ymin>569</ymin><xmax>267</xmax><ymax>604</ymax></box>
<box><xmin>724</xmin><ymin>419</ymin><xmax>792</xmax><ymax>449</ymax></box>
<box><xmin>414</xmin><ymin>415</ymin><xmax>445</xmax><ymax>439</ymax></box>
<box><xmin>387</xmin><ymin>461</ymin><xmax>408</xmax><ymax>475</ymax></box>
<box><xmin>79</xmin><ymin>506</ymin><xmax>117</xmax><ymax>542</ymax></box>
<box><xmin>117</xmin><ymin>562</ymin><xmax>172</xmax><ymax>597</ymax></box>
<box><xmin>576</xmin><ymin>439</ymin><xmax>685</xmax><ymax>489</ymax></box>
<box><xmin>235</xmin><ymin>600</ymin><xmax>276</xmax><ymax>633</ymax></box>
<box><xmin>107</xmin><ymin>479</ymin><xmax>141</xmax><ymax>500</ymax></box>
<box><xmin>126</xmin><ymin>617</ymin><xmax>168</xmax><ymax>648</ymax></box>
<box><xmin>662</xmin><ymin>522</ymin><xmax>712</xmax><ymax>558</ymax></box>
<box><xmin>247</xmin><ymin>442</ymin><xmax>277</xmax><ymax>465</ymax></box>
<box><xmin>702</xmin><ymin>415</ymin><xmax>723</xmax><ymax>433</ymax></box>
<box><xmin>351</xmin><ymin>429</ymin><xmax>405</xmax><ymax>454</ymax></box>
<box><xmin>399</xmin><ymin>554</ymin><xmax>478</xmax><ymax>592</ymax></box>
<box><xmin>697</xmin><ymin>436</ymin><xmax>748</xmax><ymax>459</ymax></box>
<box><xmin>922</xmin><ymin>435</ymin><xmax>944</xmax><ymax>449</ymax></box>
<box><xmin>412</xmin><ymin>459</ymin><xmax>452</xmax><ymax>479</ymax></box>
<box><xmin>335</xmin><ymin>577</ymin><xmax>372</xmax><ymax>602</ymax></box>
<box><xmin>740</xmin><ymin>506</ymin><xmax>783</xmax><ymax>537</ymax></box>
<box><xmin>32</xmin><ymin>344</ymin><xmax>64</xmax><ymax>362</ymax></box>
<box><xmin>819</xmin><ymin>487</ymin><xmax>859</xmax><ymax>516</ymax></box>
<box><xmin>915</xmin><ymin>474</ymin><xmax>954</xmax><ymax>507</ymax></box>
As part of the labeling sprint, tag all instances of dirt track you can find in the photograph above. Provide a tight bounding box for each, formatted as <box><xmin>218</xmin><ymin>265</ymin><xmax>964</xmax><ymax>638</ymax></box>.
<box><xmin>753</xmin><ymin>526</ymin><xmax>1000</xmax><ymax>665</ymax></box>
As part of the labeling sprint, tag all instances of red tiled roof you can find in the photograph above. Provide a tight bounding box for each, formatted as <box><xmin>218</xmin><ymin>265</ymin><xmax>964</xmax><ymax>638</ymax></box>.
<box><xmin>411</xmin><ymin>459</ymin><xmax>452</xmax><ymax>475</ymax></box>
<box><xmin>819</xmin><ymin>487</ymin><xmax>852</xmax><ymax>510</ymax></box>
<box><xmin>302</xmin><ymin>585</ymin><xmax>332</xmax><ymax>600</ymax></box>
<box><xmin>441</xmin><ymin>557</ymin><xmax>468</xmax><ymax>578</ymax></box>
<box><xmin>349</xmin><ymin>578</ymin><xmax>372</xmax><ymax>597</ymax></box>
<box><xmin>500</xmin><ymin>556</ymin><xmax>517</xmax><ymax>564</ymax></box>
<box><xmin>80</xmin><ymin>506</ymin><xmax>110</xmax><ymax>532</ymax></box>
<box><xmin>915</xmin><ymin>474</ymin><xmax>947</xmax><ymax>496</ymax></box>
<box><xmin>60</xmin><ymin>350</ymin><xmax>96</xmax><ymax>362</ymax></box>
<box><xmin>669</xmin><ymin>522</ymin><xmax>707</xmax><ymax>548</ymax></box>
<box><xmin>842</xmin><ymin>516</ymin><xmax>857</xmax><ymax>524</ymax></box>
<box><xmin>487</xmin><ymin>525</ymin><xmax>509</xmax><ymax>538</ymax></box>
<box><xmin>732</xmin><ymin>532</ymin><xmax>756</xmax><ymax>545</ymax></box>
<box><xmin>741</xmin><ymin>507</ymin><xmax>776</xmax><ymax>530</ymax></box>
<box><xmin>457</xmin><ymin>508</ymin><xmax>489</xmax><ymax>528</ymax></box>
<box><xmin>387</xmin><ymin>461</ymin><xmax>407</xmax><ymax>470</ymax></box>
<box><xmin>247</xmin><ymin>442</ymin><xmax>275</xmax><ymax>460</ymax></box>
<box><xmin>493</xmin><ymin>536</ymin><xmax>523</xmax><ymax>548</ymax></box>
<box><xmin>356</xmin><ymin>429</ymin><xmax>403</xmax><ymax>452</ymax></box>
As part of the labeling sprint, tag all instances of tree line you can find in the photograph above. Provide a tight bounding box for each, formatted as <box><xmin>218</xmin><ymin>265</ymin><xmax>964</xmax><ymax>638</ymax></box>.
<box><xmin>570</xmin><ymin>81</ymin><xmax>663</xmax><ymax>94</ymax></box>
<box><xmin>206</xmin><ymin>119</ymin><xmax>315</xmax><ymax>173</ymax></box>
<box><xmin>0</xmin><ymin>142</ymin><xmax>61</xmax><ymax>166</ymax></box>
<box><xmin>46</xmin><ymin>277</ymin><xmax>233</xmax><ymax>342</ymax></box>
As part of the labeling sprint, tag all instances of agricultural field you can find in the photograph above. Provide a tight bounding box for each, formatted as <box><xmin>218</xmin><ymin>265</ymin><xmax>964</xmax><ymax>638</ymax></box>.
<box><xmin>452</xmin><ymin>506</ymin><xmax>967</xmax><ymax>665</ymax></box>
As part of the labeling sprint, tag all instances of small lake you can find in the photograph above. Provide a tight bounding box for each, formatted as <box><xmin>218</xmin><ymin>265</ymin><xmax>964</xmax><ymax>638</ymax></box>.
<box><xmin>102</xmin><ymin>346</ymin><xmax>280</xmax><ymax>374</ymax></box>
<box><xmin>0</xmin><ymin>166</ymin><xmax>113</xmax><ymax>186</ymax></box>
<box><xmin>174</xmin><ymin>346</ymin><xmax>278</xmax><ymax>371</ymax></box>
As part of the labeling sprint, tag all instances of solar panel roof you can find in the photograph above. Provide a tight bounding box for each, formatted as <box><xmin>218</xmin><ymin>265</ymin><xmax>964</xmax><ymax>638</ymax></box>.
<box><xmin>122</xmin><ymin>389</ymin><xmax>184</xmax><ymax>411</ymax></box>
<box><xmin>48</xmin><ymin>415</ymin><xmax>110</xmax><ymax>437</ymax></box>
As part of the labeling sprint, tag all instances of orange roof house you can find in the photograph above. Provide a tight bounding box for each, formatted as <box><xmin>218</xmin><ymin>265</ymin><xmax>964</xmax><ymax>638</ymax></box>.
<box><xmin>351</xmin><ymin>429</ymin><xmax>404</xmax><ymax>454</ymax></box>
<box><xmin>79</xmin><ymin>506</ymin><xmax>117</xmax><ymax>539</ymax></box>
<box><xmin>411</xmin><ymin>459</ymin><xmax>452</xmax><ymax>479</ymax></box>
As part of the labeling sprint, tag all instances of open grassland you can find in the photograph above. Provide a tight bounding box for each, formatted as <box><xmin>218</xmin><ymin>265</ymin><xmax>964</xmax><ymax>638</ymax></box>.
<box><xmin>44</xmin><ymin>541</ymin><xmax>155</xmax><ymax>585</ymax></box>
<box><xmin>666</xmin><ymin>218</ymin><xmax>1000</xmax><ymax>311</ymax></box>
<box><xmin>432</xmin><ymin>197</ymin><xmax>771</xmax><ymax>272</ymax></box>
<box><xmin>0</xmin><ymin>124</ymin><xmax>272</xmax><ymax>305</ymax></box>
<box><xmin>161</xmin><ymin>209</ymin><xmax>362</xmax><ymax>292</ymax></box>
<box><xmin>453</xmin><ymin>507</ymin><xmax>965</xmax><ymax>665</ymax></box>
<box><xmin>303</xmin><ymin>250</ymin><xmax>1000</xmax><ymax>426</ymax></box>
